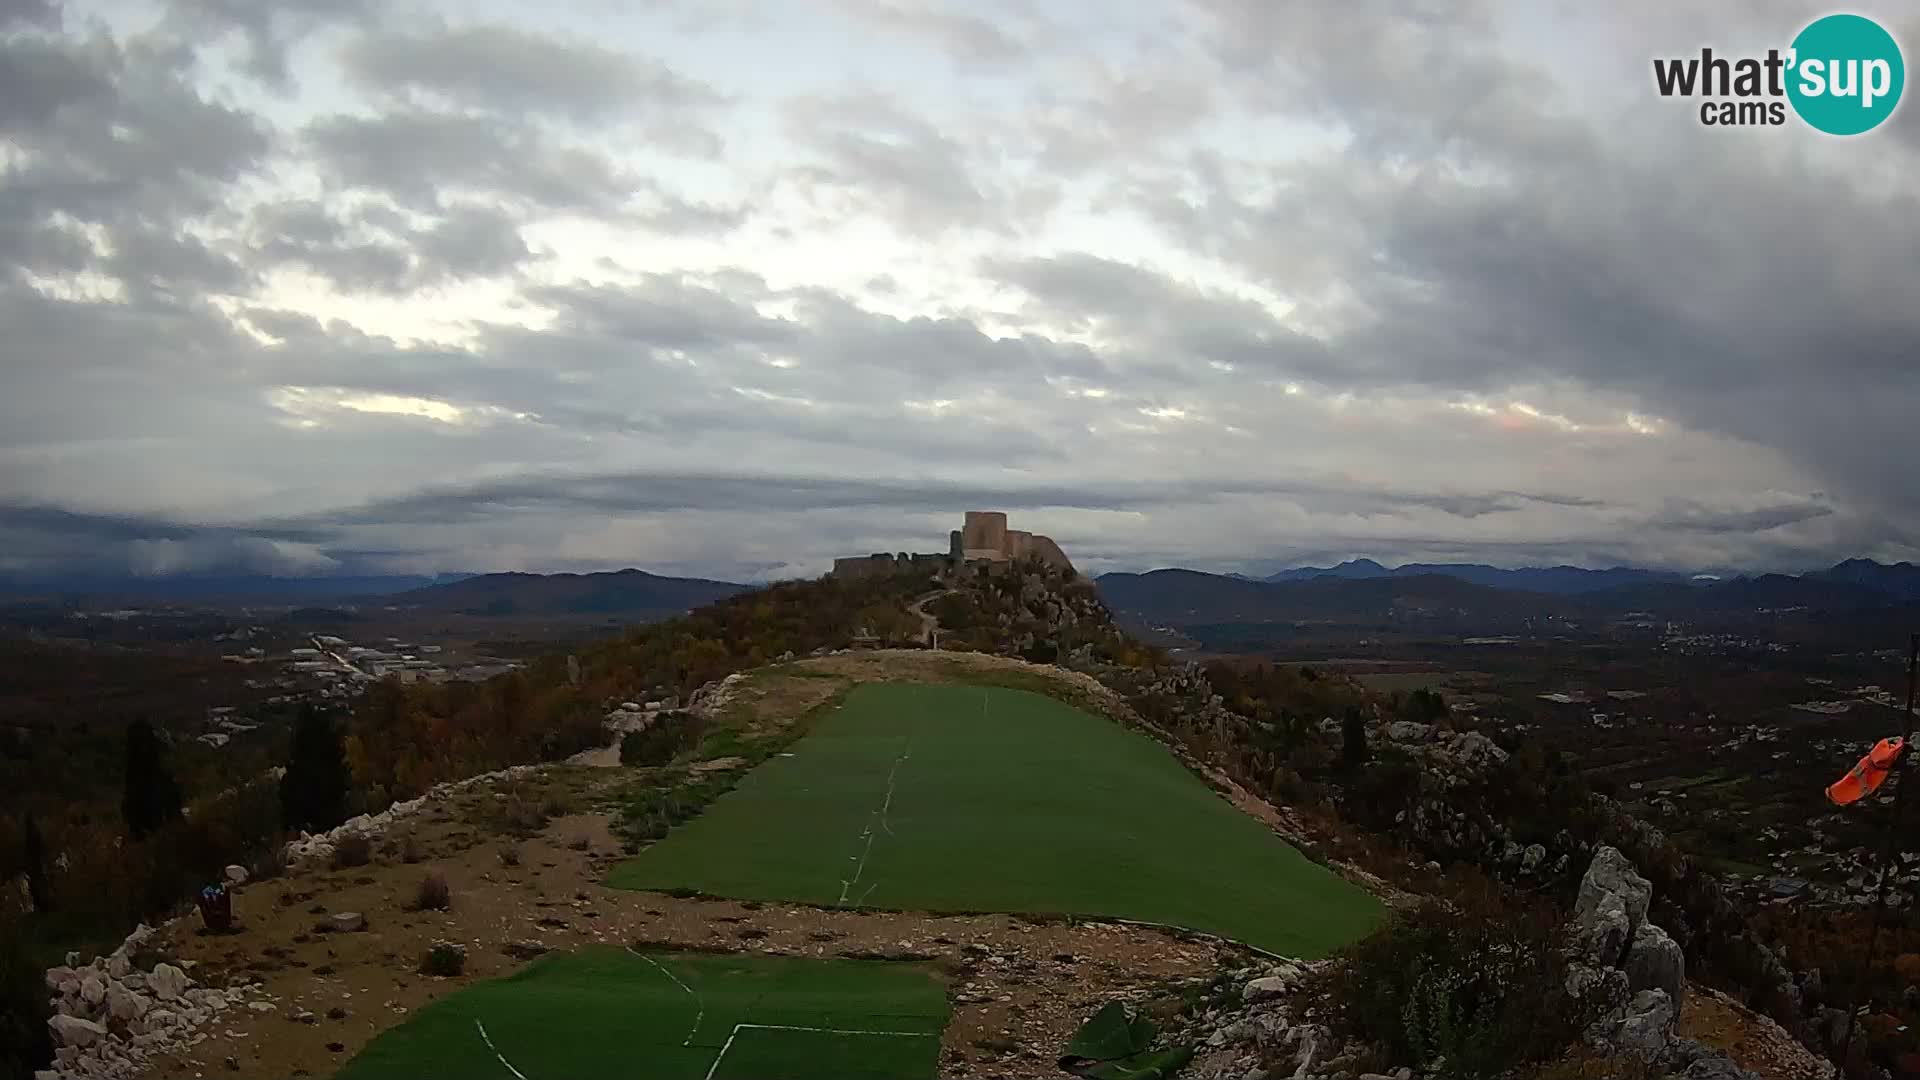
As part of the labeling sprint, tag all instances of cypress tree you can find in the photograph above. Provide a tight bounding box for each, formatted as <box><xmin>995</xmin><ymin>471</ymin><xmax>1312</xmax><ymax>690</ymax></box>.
<box><xmin>121</xmin><ymin>720</ymin><xmax>183</xmax><ymax>839</ymax></box>
<box><xmin>280</xmin><ymin>705</ymin><xmax>349</xmax><ymax>833</ymax></box>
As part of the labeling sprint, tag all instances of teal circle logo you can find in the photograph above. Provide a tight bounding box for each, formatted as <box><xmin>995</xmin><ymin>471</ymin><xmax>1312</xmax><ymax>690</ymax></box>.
<box><xmin>1787</xmin><ymin>14</ymin><xmax>1904</xmax><ymax>135</ymax></box>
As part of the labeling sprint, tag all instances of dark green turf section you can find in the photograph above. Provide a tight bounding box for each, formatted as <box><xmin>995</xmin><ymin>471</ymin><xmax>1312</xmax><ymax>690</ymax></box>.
<box><xmin>608</xmin><ymin>683</ymin><xmax>1383</xmax><ymax>958</ymax></box>
<box><xmin>332</xmin><ymin>947</ymin><xmax>948</xmax><ymax>1080</ymax></box>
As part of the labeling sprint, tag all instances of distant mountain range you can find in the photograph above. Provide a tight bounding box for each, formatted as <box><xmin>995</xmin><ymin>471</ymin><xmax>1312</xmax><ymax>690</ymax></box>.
<box><xmin>1099</xmin><ymin>558</ymin><xmax>1920</xmax><ymax>630</ymax></box>
<box><xmin>384</xmin><ymin>569</ymin><xmax>749</xmax><ymax>618</ymax></box>
<box><xmin>1257</xmin><ymin>557</ymin><xmax>1920</xmax><ymax>601</ymax></box>
<box><xmin>1260</xmin><ymin>558</ymin><xmax>1699</xmax><ymax>594</ymax></box>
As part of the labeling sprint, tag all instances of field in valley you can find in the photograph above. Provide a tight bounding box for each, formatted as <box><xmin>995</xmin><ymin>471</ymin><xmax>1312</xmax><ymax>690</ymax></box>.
<box><xmin>609</xmin><ymin>682</ymin><xmax>1383</xmax><ymax>958</ymax></box>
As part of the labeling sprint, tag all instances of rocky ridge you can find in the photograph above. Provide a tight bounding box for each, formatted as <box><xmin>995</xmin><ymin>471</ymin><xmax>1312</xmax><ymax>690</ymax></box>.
<box><xmin>36</xmin><ymin>923</ymin><xmax>280</xmax><ymax>1080</ymax></box>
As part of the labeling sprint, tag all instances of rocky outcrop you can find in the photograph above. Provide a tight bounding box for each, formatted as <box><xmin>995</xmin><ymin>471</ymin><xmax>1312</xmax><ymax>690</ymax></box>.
<box><xmin>1562</xmin><ymin>844</ymin><xmax>1773</xmax><ymax>1080</ymax></box>
<box><xmin>1168</xmin><ymin>958</ymin><xmax>1334</xmax><ymax>1080</ymax></box>
<box><xmin>1578</xmin><ymin>846</ymin><xmax>1652</xmax><ymax>930</ymax></box>
<box><xmin>282</xmin><ymin>763</ymin><xmax>544</xmax><ymax>866</ymax></box>
<box><xmin>38</xmin><ymin>923</ymin><xmax>279</xmax><ymax>1079</ymax></box>
<box><xmin>1626</xmin><ymin>921</ymin><xmax>1687</xmax><ymax>1004</ymax></box>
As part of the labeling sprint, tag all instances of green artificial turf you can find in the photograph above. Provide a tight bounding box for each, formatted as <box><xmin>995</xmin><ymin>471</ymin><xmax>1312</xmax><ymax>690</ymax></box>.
<box><xmin>333</xmin><ymin>947</ymin><xmax>948</xmax><ymax>1080</ymax></box>
<box><xmin>608</xmin><ymin>682</ymin><xmax>1384</xmax><ymax>958</ymax></box>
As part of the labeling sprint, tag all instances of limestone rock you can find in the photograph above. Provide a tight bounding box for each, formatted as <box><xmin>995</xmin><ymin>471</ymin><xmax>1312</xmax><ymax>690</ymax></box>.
<box><xmin>1576</xmin><ymin>846</ymin><xmax>1651</xmax><ymax>933</ymax></box>
<box><xmin>1684</xmin><ymin>1055</ymin><xmax>1761</xmax><ymax>1080</ymax></box>
<box><xmin>1625</xmin><ymin>921</ymin><xmax>1686</xmax><ymax>1005</ymax></box>
<box><xmin>224</xmin><ymin>864</ymin><xmax>248</xmax><ymax>886</ymax></box>
<box><xmin>106</xmin><ymin>951</ymin><xmax>130</xmax><ymax>979</ymax></box>
<box><xmin>106</xmin><ymin>984</ymin><xmax>150</xmax><ymax>1023</ymax></box>
<box><xmin>148</xmin><ymin>963</ymin><xmax>190</xmax><ymax>1002</ymax></box>
<box><xmin>1243</xmin><ymin>976</ymin><xmax>1291</xmax><ymax>1002</ymax></box>
<box><xmin>79</xmin><ymin>973</ymin><xmax>106</xmax><ymax>1006</ymax></box>
<box><xmin>1578</xmin><ymin>892</ymin><xmax>1633</xmax><ymax>967</ymax></box>
<box><xmin>1520</xmin><ymin>843</ymin><xmax>1547</xmax><ymax>873</ymax></box>
<box><xmin>1566</xmin><ymin>963</ymin><xmax>1629</xmax><ymax>1011</ymax></box>
<box><xmin>1615</xmin><ymin>989</ymin><xmax>1675</xmax><ymax>1058</ymax></box>
<box><xmin>330</xmin><ymin>911</ymin><xmax>367</xmax><ymax>933</ymax></box>
<box><xmin>48</xmin><ymin>1015</ymin><xmax>108</xmax><ymax>1048</ymax></box>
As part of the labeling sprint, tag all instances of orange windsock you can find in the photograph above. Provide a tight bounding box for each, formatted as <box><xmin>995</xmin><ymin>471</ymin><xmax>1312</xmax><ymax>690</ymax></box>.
<box><xmin>1828</xmin><ymin>736</ymin><xmax>1906</xmax><ymax>806</ymax></box>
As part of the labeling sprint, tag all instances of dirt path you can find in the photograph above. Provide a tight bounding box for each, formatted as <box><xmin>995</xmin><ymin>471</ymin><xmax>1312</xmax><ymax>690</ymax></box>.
<box><xmin>135</xmin><ymin>771</ymin><xmax>1228</xmax><ymax>1080</ymax></box>
<box><xmin>907</xmin><ymin>589</ymin><xmax>949</xmax><ymax>647</ymax></box>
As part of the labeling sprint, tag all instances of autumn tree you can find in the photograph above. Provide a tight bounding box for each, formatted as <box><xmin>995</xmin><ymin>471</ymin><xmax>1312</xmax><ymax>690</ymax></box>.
<box><xmin>281</xmin><ymin>704</ymin><xmax>350</xmax><ymax>833</ymax></box>
<box><xmin>121</xmin><ymin>719</ymin><xmax>182</xmax><ymax>839</ymax></box>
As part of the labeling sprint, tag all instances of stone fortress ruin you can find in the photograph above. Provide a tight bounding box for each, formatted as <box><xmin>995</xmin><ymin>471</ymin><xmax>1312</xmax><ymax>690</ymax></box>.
<box><xmin>831</xmin><ymin>511</ymin><xmax>1076</xmax><ymax>579</ymax></box>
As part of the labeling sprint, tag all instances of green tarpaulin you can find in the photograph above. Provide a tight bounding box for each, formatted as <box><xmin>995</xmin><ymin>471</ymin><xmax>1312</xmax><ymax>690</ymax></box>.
<box><xmin>1058</xmin><ymin>1002</ymin><xmax>1195</xmax><ymax>1080</ymax></box>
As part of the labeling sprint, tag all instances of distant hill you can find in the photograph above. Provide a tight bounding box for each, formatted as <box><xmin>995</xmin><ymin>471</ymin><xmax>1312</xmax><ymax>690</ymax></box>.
<box><xmin>1809</xmin><ymin>558</ymin><xmax>1920</xmax><ymax>602</ymax></box>
<box><xmin>386</xmin><ymin>568</ymin><xmax>749</xmax><ymax>618</ymax></box>
<box><xmin>1263</xmin><ymin>559</ymin><xmax>1693</xmax><ymax>595</ymax></box>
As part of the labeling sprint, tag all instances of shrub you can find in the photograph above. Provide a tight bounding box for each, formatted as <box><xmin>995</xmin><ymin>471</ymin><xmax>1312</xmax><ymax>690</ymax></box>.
<box><xmin>539</xmin><ymin>789</ymin><xmax>577</xmax><ymax>819</ymax></box>
<box><xmin>330</xmin><ymin>834</ymin><xmax>371</xmax><ymax>870</ymax></box>
<box><xmin>399</xmin><ymin>832</ymin><xmax>422</xmax><ymax>864</ymax></box>
<box><xmin>419</xmin><ymin>941</ymin><xmax>467</xmax><ymax>977</ymax></box>
<box><xmin>620</xmin><ymin>712</ymin><xmax>706</xmax><ymax>768</ymax></box>
<box><xmin>490</xmin><ymin>789</ymin><xmax>549</xmax><ymax>837</ymax></box>
<box><xmin>412</xmin><ymin>873</ymin><xmax>451</xmax><ymax>912</ymax></box>
<box><xmin>1311</xmin><ymin>885</ymin><xmax>1595</xmax><ymax>1080</ymax></box>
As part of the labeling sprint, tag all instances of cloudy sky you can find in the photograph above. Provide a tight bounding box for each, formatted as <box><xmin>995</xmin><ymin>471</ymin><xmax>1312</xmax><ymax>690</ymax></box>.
<box><xmin>3</xmin><ymin>0</ymin><xmax>1919</xmax><ymax>582</ymax></box>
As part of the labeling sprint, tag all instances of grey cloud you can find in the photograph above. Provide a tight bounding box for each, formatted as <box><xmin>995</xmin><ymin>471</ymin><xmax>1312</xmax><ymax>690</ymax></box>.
<box><xmin>305</xmin><ymin>107</ymin><xmax>638</xmax><ymax>214</ymax></box>
<box><xmin>0</xmin><ymin>503</ymin><xmax>338</xmax><ymax>578</ymax></box>
<box><xmin>785</xmin><ymin>93</ymin><xmax>1013</xmax><ymax>235</ymax></box>
<box><xmin>1646</xmin><ymin>499</ymin><xmax>1835</xmax><ymax>535</ymax></box>
<box><xmin>340</xmin><ymin>22</ymin><xmax>724</xmax><ymax>125</ymax></box>
<box><xmin>250</xmin><ymin>199</ymin><xmax>530</xmax><ymax>292</ymax></box>
<box><xmin>834</xmin><ymin>0</ymin><xmax>1029</xmax><ymax>65</ymax></box>
<box><xmin>0</xmin><ymin>0</ymin><xmax>59</xmax><ymax>29</ymax></box>
<box><xmin>165</xmin><ymin>0</ymin><xmax>372</xmax><ymax>89</ymax></box>
<box><xmin>0</xmin><ymin>30</ymin><xmax>113</xmax><ymax>131</ymax></box>
<box><xmin>987</xmin><ymin>252</ymin><xmax>1329</xmax><ymax>379</ymax></box>
<box><xmin>1156</xmin><ymin>0</ymin><xmax>1920</xmax><ymax>530</ymax></box>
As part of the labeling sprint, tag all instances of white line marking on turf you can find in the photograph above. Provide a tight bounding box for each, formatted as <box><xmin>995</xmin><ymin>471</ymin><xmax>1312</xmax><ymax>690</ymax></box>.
<box><xmin>475</xmin><ymin>1019</ymin><xmax>531</xmax><ymax>1080</ymax></box>
<box><xmin>701</xmin><ymin>1022</ymin><xmax>935</xmax><ymax>1080</ymax></box>
<box><xmin>837</xmin><ymin>736</ymin><xmax>911</xmax><ymax>907</ymax></box>
<box><xmin>628</xmin><ymin>946</ymin><xmax>704</xmax><ymax>1046</ymax></box>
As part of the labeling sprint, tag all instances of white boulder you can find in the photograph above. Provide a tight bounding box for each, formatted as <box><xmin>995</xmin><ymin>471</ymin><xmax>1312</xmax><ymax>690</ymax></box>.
<box><xmin>147</xmin><ymin>963</ymin><xmax>190</xmax><ymax>1002</ymax></box>
<box><xmin>48</xmin><ymin>1015</ymin><xmax>108</xmax><ymax>1048</ymax></box>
